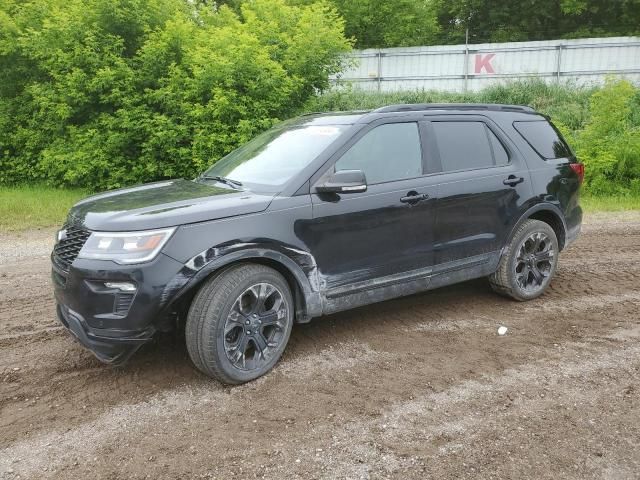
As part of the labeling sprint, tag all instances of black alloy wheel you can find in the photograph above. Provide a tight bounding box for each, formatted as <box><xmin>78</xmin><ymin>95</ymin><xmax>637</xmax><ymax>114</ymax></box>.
<box><xmin>489</xmin><ymin>219</ymin><xmax>559</xmax><ymax>301</ymax></box>
<box><xmin>224</xmin><ymin>283</ymin><xmax>289</xmax><ymax>371</ymax></box>
<box><xmin>186</xmin><ymin>264</ymin><xmax>294</xmax><ymax>384</ymax></box>
<box><xmin>514</xmin><ymin>232</ymin><xmax>555</xmax><ymax>293</ymax></box>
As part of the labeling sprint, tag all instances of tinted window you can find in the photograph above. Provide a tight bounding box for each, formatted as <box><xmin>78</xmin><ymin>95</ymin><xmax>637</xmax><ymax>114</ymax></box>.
<box><xmin>488</xmin><ymin>128</ymin><xmax>509</xmax><ymax>165</ymax></box>
<box><xmin>204</xmin><ymin>124</ymin><xmax>347</xmax><ymax>192</ymax></box>
<box><xmin>433</xmin><ymin>122</ymin><xmax>506</xmax><ymax>171</ymax></box>
<box><xmin>335</xmin><ymin>123</ymin><xmax>422</xmax><ymax>184</ymax></box>
<box><xmin>514</xmin><ymin>120</ymin><xmax>571</xmax><ymax>159</ymax></box>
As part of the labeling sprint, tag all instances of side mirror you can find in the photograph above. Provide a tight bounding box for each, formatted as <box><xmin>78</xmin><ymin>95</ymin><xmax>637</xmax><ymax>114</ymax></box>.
<box><xmin>316</xmin><ymin>169</ymin><xmax>367</xmax><ymax>194</ymax></box>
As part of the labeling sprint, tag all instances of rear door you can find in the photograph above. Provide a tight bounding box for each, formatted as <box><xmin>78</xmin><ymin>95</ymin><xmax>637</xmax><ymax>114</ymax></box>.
<box><xmin>428</xmin><ymin>116</ymin><xmax>532</xmax><ymax>268</ymax></box>
<box><xmin>302</xmin><ymin>119</ymin><xmax>439</xmax><ymax>301</ymax></box>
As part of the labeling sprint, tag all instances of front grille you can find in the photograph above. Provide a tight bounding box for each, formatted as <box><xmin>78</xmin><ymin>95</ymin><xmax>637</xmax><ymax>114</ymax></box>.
<box><xmin>53</xmin><ymin>225</ymin><xmax>91</xmax><ymax>271</ymax></box>
<box><xmin>51</xmin><ymin>269</ymin><xmax>67</xmax><ymax>288</ymax></box>
<box><xmin>114</xmin><ymin>293</ymin><xmax>135</xmax><ymax>316</ymax></box>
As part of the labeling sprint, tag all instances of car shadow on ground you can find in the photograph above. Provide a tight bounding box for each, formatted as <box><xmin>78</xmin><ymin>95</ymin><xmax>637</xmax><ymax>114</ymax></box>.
<box><xmin>123</xmin><ymin>278</ymin><xmax>493</xmax><ymax>383</ymax></box>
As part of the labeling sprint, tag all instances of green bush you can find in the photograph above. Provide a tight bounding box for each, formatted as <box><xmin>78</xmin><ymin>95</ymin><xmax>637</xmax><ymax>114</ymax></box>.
<box><xmin>1</xmin><ymin>0</ymin><xmax>637</xmax><ymax>200</ymax></box>
<box><xmin>306</xmin><ymin>79</ymin><xmax>640</xmax><ymax>195</ymax></box>
<box><xmin>0</xmin><ymin>0</ymin><xmax>351</xmax><ymax>190</ymax></box>
<box><xmin>572</xmin><ymin>79</ymin><xmax>640</xmax><ymax>195</ymax></box>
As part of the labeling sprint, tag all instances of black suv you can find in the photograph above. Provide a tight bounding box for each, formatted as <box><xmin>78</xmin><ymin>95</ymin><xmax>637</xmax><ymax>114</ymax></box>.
<box><xmin>52</xmin><ymin>104</ymin><xmax>583</xmax><ymax>383</ymax></box>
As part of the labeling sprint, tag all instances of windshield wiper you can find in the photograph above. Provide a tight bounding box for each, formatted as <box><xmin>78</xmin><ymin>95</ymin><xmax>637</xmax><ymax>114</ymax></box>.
<box><xmin>198</xmin><ymin>175</ymin><xmax>244</xmax><ymax>189</ymax></box>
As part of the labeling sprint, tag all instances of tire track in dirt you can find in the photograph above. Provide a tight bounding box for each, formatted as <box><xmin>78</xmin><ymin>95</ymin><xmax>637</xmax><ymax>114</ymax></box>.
<box><xmin>410</xmin><ymin>289</ymin><xmax>640</xmax><ymax>332</ymax></box>
<box><xmin>0</xmin><ymin>384</ymin><xmax>230</xmax><ymax>476</ymax></box>
<box><xmin>0</xmin><ymin>252</ymin><xmax>59</xmax><ymax>342</ymax></box>
<box><xmin>314</xmin><ymin>326</ymin><xmax>640</xmax><ymax>480</ymax></box>
<box><xmin>3</xmin><ymin>280</ymin><xmax>638</xmax><ymax>472</ymax></box>
<box><xmin>2</xmin><ymin>238</ymin><xmax>640</xmax><ymax>448</ymax></box>
<box><xmin>0</xmin><ymin>213</ymin><xmax>639</xmax><ymax>479</ymax></box>
<box><xmin>0</xmin><ymin>326</ymin><xmax>63</xmax><ymax>343</ymax></box>
<box><xmin>3</xmin><ymin>324</ymin><xmax>637</xmax><ymax>479</ymax></box>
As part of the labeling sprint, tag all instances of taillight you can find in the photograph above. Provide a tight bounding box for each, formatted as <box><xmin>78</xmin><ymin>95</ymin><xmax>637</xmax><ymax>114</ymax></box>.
<box><xmin>570</xmin><ymin>163</ymin><xmax>584</xmax><ymax>184</ymax></box>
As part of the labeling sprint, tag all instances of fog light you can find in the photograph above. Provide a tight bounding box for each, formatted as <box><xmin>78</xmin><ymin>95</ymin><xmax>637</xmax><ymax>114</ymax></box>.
<box><xmin>104</xmin><ymin>282</ymin><xmax>137</xmax><ymax>292</ymax></box>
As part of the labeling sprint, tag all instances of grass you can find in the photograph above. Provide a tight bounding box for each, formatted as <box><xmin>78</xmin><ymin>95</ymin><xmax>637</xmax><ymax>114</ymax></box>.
<box><xmin>0</xmin><ymin>185</ymin><xmax>88</xmax><ymax>232</ymax></box>
<box><xmin>581</xmin><ymin>194</ymin><xmax>640</xmax><ymax>212</ymax></box>
<box><xmin>305</xmin><ymin>80</ymin><xmax>595</xmax><ymax>132</ymax></box>
<box><xmin>0</xmin><ymin>185</ymin><xmax>638</xmax><ymax>233</ymax></box>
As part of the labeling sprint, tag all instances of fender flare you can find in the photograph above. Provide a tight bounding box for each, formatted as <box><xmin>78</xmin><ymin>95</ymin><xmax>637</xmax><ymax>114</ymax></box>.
<box><xmin>503</xmin><ymin>202</ymin><xmax>568</xmax><ymax>254</ymax></box>
<box><xmin>162</xmin><ymin>246</ymin><xmax>323</xmax><ymax>321</ymax></box>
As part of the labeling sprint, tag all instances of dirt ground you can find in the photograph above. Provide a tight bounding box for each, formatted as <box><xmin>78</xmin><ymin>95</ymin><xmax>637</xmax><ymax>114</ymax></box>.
<box><xmin>1</xmin><ymin>212</ymin><xmax>639</xmax><ymax>479</ymax></box>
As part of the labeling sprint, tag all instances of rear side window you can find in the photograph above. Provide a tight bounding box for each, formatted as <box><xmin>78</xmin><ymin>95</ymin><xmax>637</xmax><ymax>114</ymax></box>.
<box><xmin>513</xmin><ymin>120</ymin><xmax>572</xmax><ymax>159</ymax></box>
<box><xmin>432</xmin><ymin>121</ymin><xmax>509</xmax><ymax>172</ymax></box>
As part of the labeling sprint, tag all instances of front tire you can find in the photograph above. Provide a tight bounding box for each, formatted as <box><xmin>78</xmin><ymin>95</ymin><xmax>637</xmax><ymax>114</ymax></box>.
<box><xmin>489</xmin><ymin>219</ymin><xmax>559</xmax><ymax>301</ymax></box>
<box><xmin>186</xmin><ymin>264</ymin><xmax>294</xmax><ymax>384</ymax></box>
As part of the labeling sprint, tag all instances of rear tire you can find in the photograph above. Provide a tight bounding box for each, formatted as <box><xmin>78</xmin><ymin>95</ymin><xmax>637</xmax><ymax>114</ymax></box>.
<box><xmin>186</xmin><ymin>264</ymin><xmax>294</xmax><ymax>384</ymax></box>
<box><xmin>489</xmin><ymin>219</ymin><xmax>559</xmax><ymax>301</ymax></box>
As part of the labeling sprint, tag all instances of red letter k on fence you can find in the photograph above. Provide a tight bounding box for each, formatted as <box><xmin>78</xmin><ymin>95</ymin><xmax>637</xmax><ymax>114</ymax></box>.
<box><xmin>474</xmin><ymin>53</ymin><xmax>495</xmax><ymax>74</ymax></box>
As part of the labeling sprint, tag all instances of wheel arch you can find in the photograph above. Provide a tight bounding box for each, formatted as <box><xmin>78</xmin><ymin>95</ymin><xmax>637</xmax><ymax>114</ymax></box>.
<box><xmin>164</xmin><ymin>247</ymin><xmax>323</xmax><ymax>324</ymax></box>
<box><xmin>509</xmin><ymin>203</ymin><xmax>568</xmax><ymax>251</ymax></box>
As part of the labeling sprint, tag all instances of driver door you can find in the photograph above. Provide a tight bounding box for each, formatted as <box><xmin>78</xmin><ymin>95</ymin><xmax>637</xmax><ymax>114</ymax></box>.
<box><xmin>301</xmin><ymin>120</ymin><xmax>439</xmax><ymax>312</ymax></box>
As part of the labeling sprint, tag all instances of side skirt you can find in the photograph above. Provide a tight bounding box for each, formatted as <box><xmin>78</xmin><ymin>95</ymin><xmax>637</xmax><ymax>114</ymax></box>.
<box><xmin>322</xmin><ymin>252</ymin><xmax>500</xmax><ymax>315</ymax></box>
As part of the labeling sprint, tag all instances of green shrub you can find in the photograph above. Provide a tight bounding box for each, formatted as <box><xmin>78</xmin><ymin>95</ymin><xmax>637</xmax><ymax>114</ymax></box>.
<box><xmin>0</xmin><ymin>0</ymin><xmax>351</xmax><ymax>190</ymax></box>
<box><xmin>306</xmin><ymin>80</ymin><xmax>595</xmax><ymax>137</ymax></box>
<box><xmin>573</xmin><ymin>79</ymin><xmax>640</xmax><ymax>195</ymax></box>
<box><xmin>306</xmin><ymin>79</ymin><xmax>639</xmax><ymax>196</ymax></box>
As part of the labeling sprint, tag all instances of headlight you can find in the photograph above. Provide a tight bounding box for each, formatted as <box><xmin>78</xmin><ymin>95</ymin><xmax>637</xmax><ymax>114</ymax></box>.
<box><xmin>77</xmin><ymin>228</ymin><xmax>176</xmax><ymax>264</ymax></box>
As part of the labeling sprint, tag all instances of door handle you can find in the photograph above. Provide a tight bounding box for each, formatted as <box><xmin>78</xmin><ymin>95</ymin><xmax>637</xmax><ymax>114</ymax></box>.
<box><xmin>503</xmin><ymin>175</ymin><xmax>524</xmax><ymax>187</ymax></box>
<box><xmin>400</xmin><ymin>192</ymin><xmax>430</xmax><ymax>204</ymax></box>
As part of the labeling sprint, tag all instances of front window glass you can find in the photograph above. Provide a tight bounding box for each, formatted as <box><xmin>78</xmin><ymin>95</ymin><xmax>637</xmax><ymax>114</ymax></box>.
<box><xmin>203</xmin><ymin>124</ymin><xmax>347</xmax><ymax>192</ymax></box>
<box><xmin>335</xmin><ymin>122</ymin><xmax>423</xmax><ymax>184</ymax></box>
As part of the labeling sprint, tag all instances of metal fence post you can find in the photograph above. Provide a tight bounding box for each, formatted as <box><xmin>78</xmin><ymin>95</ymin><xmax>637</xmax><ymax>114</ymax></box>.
<box><xmin>463</xmin><ymin>27</ymin><xmax>469</xmax><ymax>92</ymax></box>
<box><xmin>377</xmin><ymin>49</ymin><xmax>382</xmax><ymax>92</ymax></box>
<box><xmin>556</xmin><ymin>44</ymin><xmax>563</xmax><ymax>83</ymax></box>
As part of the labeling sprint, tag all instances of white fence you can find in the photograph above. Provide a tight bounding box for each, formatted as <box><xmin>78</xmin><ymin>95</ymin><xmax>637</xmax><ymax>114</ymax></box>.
<box><xmin>333</xmin><ymin>36</ymin><xmax>640</xmax><ymax>92</ymax></box>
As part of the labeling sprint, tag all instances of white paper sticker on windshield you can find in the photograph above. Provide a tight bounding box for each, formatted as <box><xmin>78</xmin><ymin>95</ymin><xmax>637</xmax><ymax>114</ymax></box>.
<box><xmin>307</xmin><ymin>126</ymin><xmax>341</xmax><ymax>136</ymax></box>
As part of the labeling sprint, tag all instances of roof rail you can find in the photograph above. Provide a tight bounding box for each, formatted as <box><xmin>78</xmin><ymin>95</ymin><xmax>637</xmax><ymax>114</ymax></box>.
<box><xmin>372</xmin><ymin>103</ymin><xmax>536</xmax><ymax>114</ymax></box>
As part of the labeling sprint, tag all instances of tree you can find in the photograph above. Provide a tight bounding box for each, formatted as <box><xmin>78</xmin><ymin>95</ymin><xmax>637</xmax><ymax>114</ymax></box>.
<box><xmin>438</xmin><ymin>0</ymin><xmax>640</xmax><ymax>44</ymax></box>
<box><xmin>201</xmin><ymin>0</ymin><xmax>640</xmax><ymax>50</ymax></box>
<box><xmin>331</xmin><ymin>0</ymin><xmax>441</xmax><ymax>49</ymax></box>
<box><xmin>0</xmin><ymin>0</ymin><xmax>351</xmax><ymax>189</ymax></box>
<box><xmin>288</xmin><ymin>0</ymin><xmax>441</xmax><ymax>49</ymax></box>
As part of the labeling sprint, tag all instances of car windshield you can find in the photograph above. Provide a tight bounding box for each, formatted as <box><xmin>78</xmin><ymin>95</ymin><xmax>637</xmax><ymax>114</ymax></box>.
<box><xmin>200</xmin><ymin>123</ymin><xmax>348</xmax><ymax>193</ymax></box>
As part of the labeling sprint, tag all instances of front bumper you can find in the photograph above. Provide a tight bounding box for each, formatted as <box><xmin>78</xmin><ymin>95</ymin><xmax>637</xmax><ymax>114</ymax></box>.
<box><xmin>56</xmin><ymin>304</ymin><xmax>153</xmax><ymax>365</ymax></box>
<box><xmin>52</xmin><ymin>252</ymin><xmax>185</xmax><ymax>365</ymax></box>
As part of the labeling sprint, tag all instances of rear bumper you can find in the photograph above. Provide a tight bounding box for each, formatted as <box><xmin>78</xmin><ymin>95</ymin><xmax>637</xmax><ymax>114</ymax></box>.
<box><xmin>564</xmin><ymin>202</ymin><xmax>582</xmax><ymax>249</ymax></box>
<box><xmin>56</xmin><ymin>304</ymin><xmax>154</xmax><ymax>365</ymax></box>
<box><xmin>565</xmin><ymin>222</ymin><xmax>581</xmax><ymax>248</ymax></box>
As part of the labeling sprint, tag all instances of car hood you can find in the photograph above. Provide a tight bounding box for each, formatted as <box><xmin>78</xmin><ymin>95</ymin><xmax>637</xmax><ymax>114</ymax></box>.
<box><xmin>68</xmin><ymin>179</ymin><xmax>275</xmax><ymax>231</ymax></box>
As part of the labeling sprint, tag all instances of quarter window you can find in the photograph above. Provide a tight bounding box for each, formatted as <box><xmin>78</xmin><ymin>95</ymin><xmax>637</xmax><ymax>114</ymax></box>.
<box><xmin>433</xmin><ymin>121</ymin><xmax>509</xmax><ymax>172</ymax></box>
<box><xmin>488</xmin><ymin>128</ymin><xmax>509</xmax><ymax>165</ymax></box>
<box><xmin>513</xmin><ymin>120</ymin><xmax>572</xmax><ymax>159</ymax></box>
<box><xmin>335</xmin><ymin>123</ymin><xmax>423</xmax><ymax>184</ymax></box>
